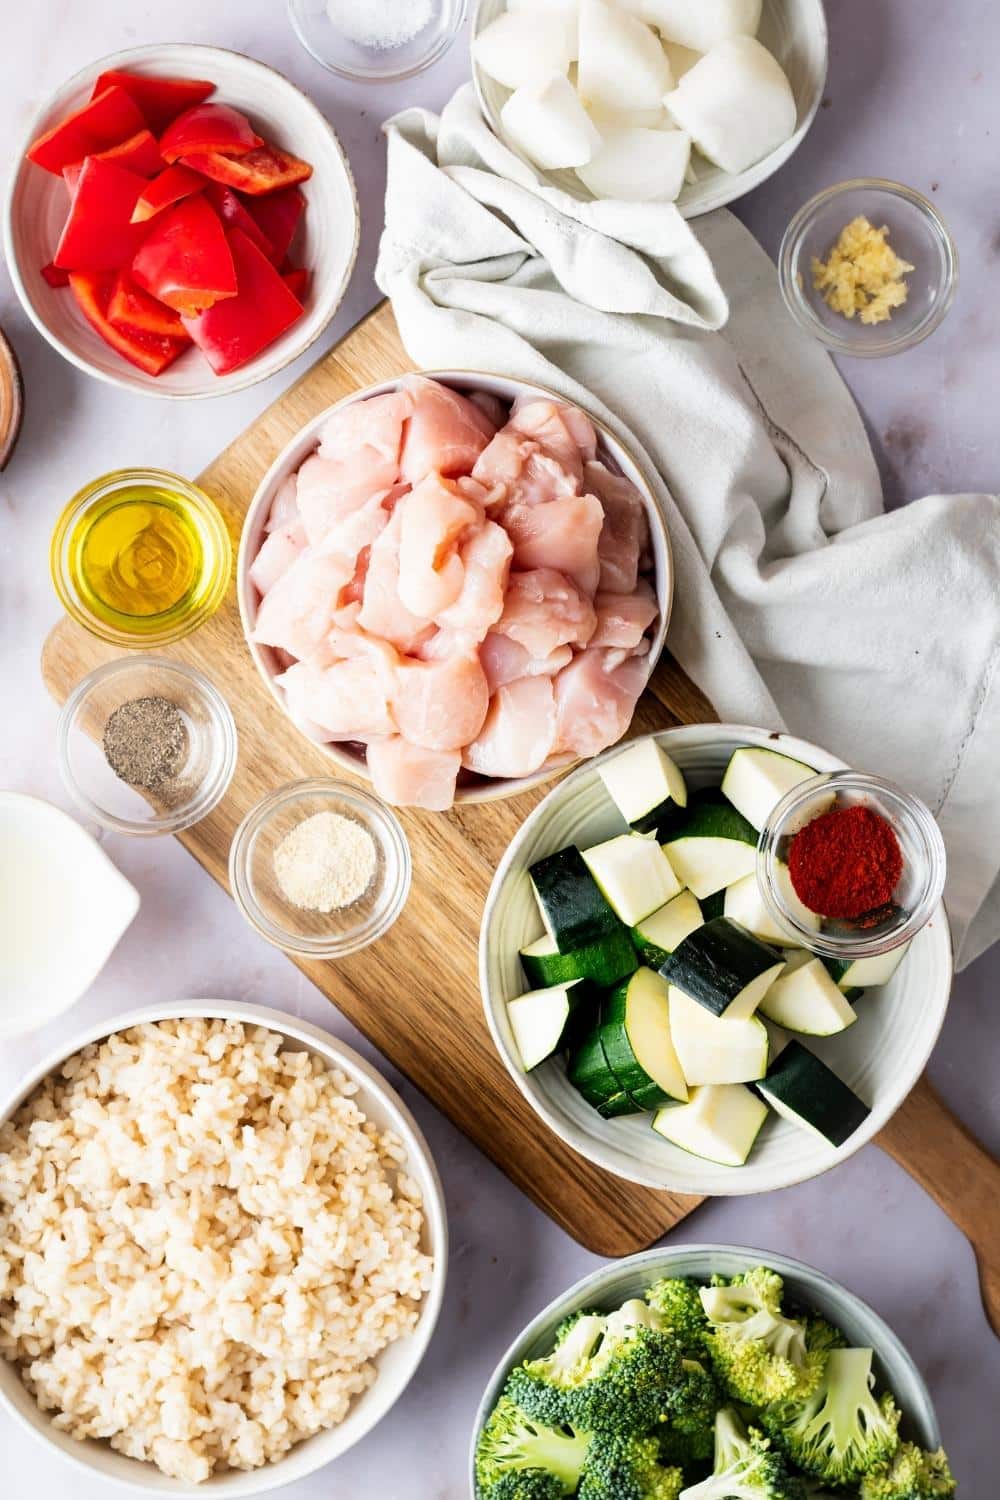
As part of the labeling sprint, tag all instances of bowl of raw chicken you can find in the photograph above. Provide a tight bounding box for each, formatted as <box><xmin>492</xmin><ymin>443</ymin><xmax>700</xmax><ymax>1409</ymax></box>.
<box><xmin>237</xmin><ymin>372</ymin><xmax>672</xmax><ymax>810</ymax></box>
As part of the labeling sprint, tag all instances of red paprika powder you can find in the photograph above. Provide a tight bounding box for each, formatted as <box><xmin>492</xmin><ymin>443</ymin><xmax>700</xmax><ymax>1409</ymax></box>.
<box><xmin>788</xmin><ymin>803</ymin><xmax>903</xmax><ymax>920</ymax></box>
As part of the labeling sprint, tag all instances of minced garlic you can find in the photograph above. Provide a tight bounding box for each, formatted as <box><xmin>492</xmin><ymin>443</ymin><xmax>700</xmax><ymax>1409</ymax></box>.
<box><xmin>810</xmin><ymin>216</ymin><xmax>914</xmax><ymax>326</ymax></box>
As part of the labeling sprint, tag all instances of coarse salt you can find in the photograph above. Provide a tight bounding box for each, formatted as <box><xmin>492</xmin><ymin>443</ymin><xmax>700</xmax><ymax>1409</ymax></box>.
<box><xmin>324</xmin><ymin>0</ymin><xmax>434</xmax><ymax>51</ymax></box>
<box><xmin>274</xmin><ymin>810</ymin><xmax>377</xmax><ymax>913</ymax></box>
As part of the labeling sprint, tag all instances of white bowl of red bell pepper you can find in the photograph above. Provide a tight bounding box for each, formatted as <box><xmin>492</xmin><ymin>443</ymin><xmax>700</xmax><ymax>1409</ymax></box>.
<box><xmin>4</xmin><ymin>44</ymin><xmax>359</xmax><ymax>398</ymax></box>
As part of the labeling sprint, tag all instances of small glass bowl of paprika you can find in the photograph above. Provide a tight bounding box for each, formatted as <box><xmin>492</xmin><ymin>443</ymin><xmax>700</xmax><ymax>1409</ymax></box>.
<box><xmin>756</xmin><ymin>771</ymin><xmax>947</xmax><ymax>959</ymax></box>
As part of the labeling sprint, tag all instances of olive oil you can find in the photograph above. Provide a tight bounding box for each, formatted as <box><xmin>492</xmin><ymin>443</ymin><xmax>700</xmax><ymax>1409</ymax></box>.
<box><xmin>53</xmin><ymin>470</ymin><xmax>232</xmax><ymax>646</ymax></box>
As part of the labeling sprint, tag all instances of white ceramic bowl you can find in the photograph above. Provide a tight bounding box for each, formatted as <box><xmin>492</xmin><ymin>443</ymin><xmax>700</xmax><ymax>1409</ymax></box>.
<box><xmin>469</xmin><ymin>1243</ymin><xmax>943</xmax><ymax>1494</ymax></box>
<box><xmin>480</xmin><ymin>724</ymin><xmax>953</xmax><ymax>1196</ymax></box>
<box><xmin>471</xmin><ymin>0</ymin><xmax>828</xmax><ymax>218</ymax></box>
<box><xmin>4</xmin><ymin>45</ymin><xmax>359</xmax><ymax>399</ymax></box>
<box><xmin>0</xmin><ymin>1000</ymin><xmax>448</xmax><ymax>1496</ymax></box>
<box><xmin>0</xmin><ymin>792</ymin><xmax>139</xmax><ymax>1038</ymax></box>
<box><xmin>237</xmin><ymin>370</ymin><xmax>673</xmax><ymax>805</ymax></box>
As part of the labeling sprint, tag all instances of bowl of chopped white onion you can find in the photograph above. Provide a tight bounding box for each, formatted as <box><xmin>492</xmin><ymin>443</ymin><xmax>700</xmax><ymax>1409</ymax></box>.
<box><xmin>471</xmin><ymin>0</ymin><xmax>828</xmax><ymax>216</ymax></box>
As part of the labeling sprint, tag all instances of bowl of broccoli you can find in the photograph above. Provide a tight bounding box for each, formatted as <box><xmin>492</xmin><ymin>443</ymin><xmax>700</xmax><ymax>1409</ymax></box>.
<box><xmin>469</xmin><ymin>1245</ymin><xmax>953</xmax><ymax>1500</ymax></box>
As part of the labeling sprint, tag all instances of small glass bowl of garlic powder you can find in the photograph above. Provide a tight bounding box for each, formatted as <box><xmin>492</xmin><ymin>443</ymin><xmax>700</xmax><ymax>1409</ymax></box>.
<box><xmin>230</xmin><ymin>779</ymin><xmax>411</xmax><ymax>956</ymax></box>
<box><xmin>779</xmin><ymin>178</ymin><xmax>958</xmax><ymax>357</ymax></box>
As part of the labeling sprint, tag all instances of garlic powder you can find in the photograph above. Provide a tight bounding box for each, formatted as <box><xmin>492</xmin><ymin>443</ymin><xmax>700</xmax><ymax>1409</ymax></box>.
<box><xmin>274</xmin><ymin>811</ymin><xmax>377</xmax><ymax>913</ymax></box>
<box><xmin>811</xmin><ymin>216</ymin><xmax>914</xmax><ymax>326</ymax></box>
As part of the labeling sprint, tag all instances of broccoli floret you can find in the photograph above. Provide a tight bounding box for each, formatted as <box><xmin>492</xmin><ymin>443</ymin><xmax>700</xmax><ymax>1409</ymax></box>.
<box><xmin>481</xmin><ymin>1474</ymin><xmax>569</xmax><ymax>1500</ymax></box>
<box><xmin>763</xmin><ymin>1347</ymin><xmax>900</xmax><ymax>1486</ymax></box>
<box><xmin>474</xmin><ymin>1396</ymin><xmax>591</xmax><ymax>1496</ymax></box>
<box><xmin>678</xmin><ymin>1407</ymin><xmax>807</xmax><ymax>1500</ymax></box>
<box><xmin>508</xmin><ymin>1302</ymin><xmax>683</xmax><ymax>1438</ymax></box>
<box><xmin>578</xmin><ymin>1433</ymin><xmax>685</xmax><ymax>1500</ymax></box>
<box><xmin>656</xmin><ymin>1421</ymin><xmax>714</xmax><ymax>1475</ymax></box>
<box><xmin>859</xmin><ymin>1442</ymin><xmax>957</xmax><ymax>1499</ymax></box>
<box><xmin>646</xmin><ymin>1278</ymin><xmax>711</xmax><ymax>1358</ymax></box>
<box><xmin>700</xmin><ymin>1270</ymin><xmax>827</xmax><ymax>1408</ymax></box>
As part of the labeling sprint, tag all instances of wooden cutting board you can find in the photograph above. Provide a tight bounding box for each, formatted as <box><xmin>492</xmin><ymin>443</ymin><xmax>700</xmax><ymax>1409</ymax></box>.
<box><xmin>41</xmin><ymin>301</ymin><xmax>713</xmax><ymax>1257</ymax></box>
<box><xmin>41</xmin><ymin>303</ymin><xmax>1000</xmax><ymax>1317</ymax></box>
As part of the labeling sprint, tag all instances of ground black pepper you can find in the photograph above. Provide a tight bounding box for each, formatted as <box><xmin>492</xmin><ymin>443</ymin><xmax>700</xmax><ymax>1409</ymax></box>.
<box><xmin>103</xmin><ymin>696</ymin><xmax>188</xmax><ymax>791</ymax></box>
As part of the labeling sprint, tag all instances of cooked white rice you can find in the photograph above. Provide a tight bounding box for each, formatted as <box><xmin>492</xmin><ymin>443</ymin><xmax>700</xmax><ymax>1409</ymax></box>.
<box><xmin>0</xmin><ymin>1018</ymin><xmax>435</xmax><ymax>1484</ymax></box>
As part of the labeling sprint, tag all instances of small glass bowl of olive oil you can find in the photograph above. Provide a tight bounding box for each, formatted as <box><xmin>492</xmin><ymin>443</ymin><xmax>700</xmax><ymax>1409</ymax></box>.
<box><xmin>50</xmin><ymin>469</ymin><xmax>232</xmax><ymax>647</ymax></box>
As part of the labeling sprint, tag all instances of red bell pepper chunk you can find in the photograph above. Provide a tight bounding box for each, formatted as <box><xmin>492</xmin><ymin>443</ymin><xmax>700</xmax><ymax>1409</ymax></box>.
<box><xmin>181</xmin><ymin>227</ymin><xmax>304</xmax><ymax>375</ymax></box>
<box><xmin>41</xmin><ymin>262</ymin><xmax>70</xmax><ymax>288</ymax></box>
<box><xmin>108</xmin><ymin>271</ymin><xmax>187</xmax><ymax>338</ymax></box>
<box><xmin>131</xmin><ymin>194</ymin><xmax>238</xmax><ymax>315</ymax></box>
<box><xmin>90</xmin><ymin>70</ymin><xmax>215</xmax><ymax>133</ymax></box>
<box><xmin>246</xmin><ymin>186</ymin><xmax>304</xmax><ymax>264</ymax></box>
<box><xmin>27</xmin><ymin>85</ymin><xmax>146</xmax><ymax>175</ymax></box>
<box><xmin>68</xmin><ymin>270</ymin><xmax>190</xmax><ymax>376</ymax></box>
<box><xmin>202</xmin><ymin>183</ymin><xmax>272</xmax><ymax>258</ymax></box>
<box><xmin>159</xmin><ymin>103</ymin><xmax>263</xmax><ymax>165</ymax></box>
<box><xmin>131</xmin><ymin>164</ymin><xmax>204</xmax><ymax>223</ymax></box>
<box><xmin>62</xmin><ymin>162</ymin><xmax>82</xmax><ymax>194</ymax></box>
<box><xmin>281</xmin><ymin>267</ymin><xmax>310</xmax><ymax>301</ymax></box>
<box><xmin>54</xmin><ymin>156</ymin><xmax>150</xmax><ymax>272</ymax></box>
<box><xmin>94</xmin><ymin>128</ymin><xmax>165</xmax><ymax>177</ymax></box>
<box><xmin>181</xmin><ymin>143</ymin><xmax>313</xmax><ymax>196</ymax></box>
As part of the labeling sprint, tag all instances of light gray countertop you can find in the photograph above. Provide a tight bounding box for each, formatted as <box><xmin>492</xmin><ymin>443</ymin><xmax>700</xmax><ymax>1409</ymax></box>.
<box><xmin>1</xmin><ymin>2</ymin><xmax>997</xmax><ymax>1495</ymax></box>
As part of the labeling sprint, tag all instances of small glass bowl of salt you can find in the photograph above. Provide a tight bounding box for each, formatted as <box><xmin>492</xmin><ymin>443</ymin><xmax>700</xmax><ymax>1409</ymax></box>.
<box><xmin>229</xmin><ymin>779</ymin><xmax>411</xmax><ymax>957</ymax></box>
<box><xmin>287</xmin><ymin>0</ymin><xmax>467</xmax><ymax>82</ymax></box>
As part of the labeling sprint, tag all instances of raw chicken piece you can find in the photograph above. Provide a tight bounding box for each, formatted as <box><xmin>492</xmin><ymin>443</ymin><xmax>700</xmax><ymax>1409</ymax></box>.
<box><xmin>325</xmin><ymin>613</ymin><xmax>398</xmax><ymax>687</ymax></box>
<box><xmin>273</xmin><ymin>665</ymin><xmax>334</xmax><ymax>744</ymax></box>
<box><xmin>603</xmin><ymin>638</ymin><xmax>652</xmax><ymax>672</ymax></box>
<box><xmin>391</xmin><ymin>652</ymin><xmax>490</xmax><ymax>751</ymax></box>
<box><xmin>366</xmin><ymin>736</ymin><xmax>462</xmax><ymax>811</ymax></box>
<box><xmin>418</xmin><ymin>626</ymin><xmax>480</xmax><ymax>662</ymax></box>
<box><xmin>317</xmin><ymin>389</ymin><xmax>412</xmax><ymax>468</ymax></box>
<box><xmin>552</xmin><ymin>647</ymin><xmax>650</xmax><ymax>759</ymax></box>
<box><xmin>463</xmin><ymin>677</ymin><xmax>558</xmax><ymax>779</ymax></box>
<box><xmin>317</xmin><ymin>490</ymin><xmax>391</xmax><ymax>596</ymax></box>
<box><xmin>473</xmin><ymin>429</ymin><xmax>537</xmax><ymax>492</ymax></box>
<box><xmin>249</xmin><ymin>524</ymin><xmax>305</xmax><ymax>596</ymax></box>
<box><xmin>296</xmin><ymin>453</ymin><xmax>394</xmax><ymax>547</ymax></box>
<box><xmin>585</xmin><ymin>460</ymin><xmax>650</xmax><ymax>593</ymax></box>
<box><xmin>494</xmin><ymin>569</ymin><xmax>597</xmax><ymax>659</ymax></box>
<box><xmin>252</xmin><ymin>550</ymin><xmax>353</xmax><ymax>660</ymax></box>
<box><xmin>436</xmin><ymin>519</ymin><xmax>513</xmax><ymax>640</ymax></box>
<box><xmin>398</xmin><ymin>375</ymin><xmax>497</xmax><ymax>483</ymax></box>
<box><xmin>397</xmin><ymin>474</ymin><xmax>481</xmax><ymax>618</ymax></box>
<box><xmin>358</xmin><ymin>506</ymin><xmax>434</xmax><ymax>653</ymax></box>
<box><xmin>509</xmin><ymin>398</ymin><xmax>597</xmax><ymax>480</ymax></box>
<box><xmin>503</xmin><ymin>492</ymin><xmax>605</xmax><ymax>597</ymax></box>
<box><xmin>479</xmin><ymin>633</ymin><xmax>573</xmax><ymax>694</ymax></box>
<box><xmin>265</xmin><ymin>475</ymin><xmax>302</xmax><ymax>533</ymax></box>
<box><xmin>474</xmin><ymin>428</ymin><xmax>579</xmax><ymax>508</ymax></box>
<box><xmin>278</xmin><ymin>658</ymin><xmax>395</xmax><ymax>739</ymax></box>
<box><xmin>590</xmin><ymin>580</ymin><xmax>659</xmax><ymax>648</ymax></box>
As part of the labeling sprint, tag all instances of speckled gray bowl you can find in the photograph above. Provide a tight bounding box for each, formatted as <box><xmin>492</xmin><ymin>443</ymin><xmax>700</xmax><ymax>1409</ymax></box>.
<box><xmin>469</xmin><ymin>1244</ymin><xmax>942</xmax><ymax>1496</ymax></box>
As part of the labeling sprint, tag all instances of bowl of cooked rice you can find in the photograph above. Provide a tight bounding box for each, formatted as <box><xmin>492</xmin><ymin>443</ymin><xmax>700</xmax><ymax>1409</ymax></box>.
<box><xmin>0</xmin><ymin>1001</ymin><xmax>447</xmax><ymax>1494</ymax></box>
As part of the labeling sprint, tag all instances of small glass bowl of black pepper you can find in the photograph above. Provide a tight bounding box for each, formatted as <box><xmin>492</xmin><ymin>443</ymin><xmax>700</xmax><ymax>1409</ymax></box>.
<box><xmin>756</xmin><ymin>771</ymin><xmax>948</xmax><ymax>960</ymax></box>
<box><xmin>57</xmin><ymin>656</ymin><xmax>238</xmax><ymax>836</ymax></box>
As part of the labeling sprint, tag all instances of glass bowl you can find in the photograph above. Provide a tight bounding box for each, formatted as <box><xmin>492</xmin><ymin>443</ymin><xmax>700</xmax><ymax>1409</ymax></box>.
<box><xmin>57</xmin><ymin>656</ymin><xmax>238</xmax><ymax>837</ymax></box>
<box><xmin>229</xmin><ymin>779</ymin><xmax>411</xmax><ymax>957</ymax></box>
<box><xmin>778</xmin><ymin>179</ymin><xmax>958</xmax><ymax>357</ymax></box>
<box><xmin>50</xmin><ymin>468</ymin><xmax>232</xmax><ymax>648</ymax></box>
<box><xmin>287</xmin><ymin>0</ymin><xmax>467</xmax><ymax>81</ymax></box>
<box><xmin>757</xmin><ymin>771</ymin><xmax>946</xmax><ymax>959</ymax></box>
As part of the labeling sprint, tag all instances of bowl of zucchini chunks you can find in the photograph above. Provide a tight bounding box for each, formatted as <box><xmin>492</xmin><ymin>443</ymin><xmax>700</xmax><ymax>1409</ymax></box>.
<box><xmin>480</xmin><ymin>724</ymin><xmax>953</xmax><ymax>1196</ymax></box>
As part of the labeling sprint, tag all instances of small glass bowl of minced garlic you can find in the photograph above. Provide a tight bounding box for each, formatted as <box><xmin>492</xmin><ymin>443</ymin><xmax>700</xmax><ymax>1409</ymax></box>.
<box><xmin>779</xmin><ymin>179</ymin><xmax>958</xmax><ymax>357</ymax></box>
<box><xmin>57</xmin><ymin>656</ymin><xmax>238</xmax><ymax>836</ymax></box>
<box><xmin>229</xmin><ymin>779</ymin><xmax>412</xmax><ymax>957</ymax></box>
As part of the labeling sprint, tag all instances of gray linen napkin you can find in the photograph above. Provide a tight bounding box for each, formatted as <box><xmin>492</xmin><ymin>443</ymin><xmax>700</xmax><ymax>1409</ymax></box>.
<box><xmin>376</xmin><ymin>84</ymin><xmax>1000</xmax><ymax>970</ymax></box>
